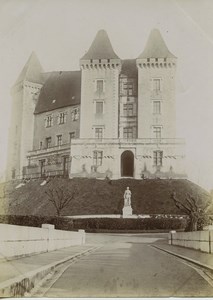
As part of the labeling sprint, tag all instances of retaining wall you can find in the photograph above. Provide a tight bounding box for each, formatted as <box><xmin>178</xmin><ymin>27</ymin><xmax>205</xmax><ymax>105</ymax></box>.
<box><xmin>0</xmin><ymin>223</ymin><xmax>85</xmax><ymax>260</ymax></box>
<box><xmin>168</xmin><ymin>230</ymin><xmax>213</xmax><ymax>253</ymax></box>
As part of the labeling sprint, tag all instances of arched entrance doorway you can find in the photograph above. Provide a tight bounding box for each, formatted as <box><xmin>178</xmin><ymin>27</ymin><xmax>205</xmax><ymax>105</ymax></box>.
<box><xmin>121</xmin><ymin>150</ymin><xmax>134</xmax><ymax>177</ymax></box>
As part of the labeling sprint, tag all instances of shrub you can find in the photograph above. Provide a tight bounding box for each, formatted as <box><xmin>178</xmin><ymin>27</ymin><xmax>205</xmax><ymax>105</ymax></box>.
<box><xmin>72</xmin><ymin>217</ymin><xmax>187</xmax><ymax>231</ymax></box>
<box><xmin>0</xmin><ymin>215</ymin><xmax>187</xmax><ymax>231</ymax></box>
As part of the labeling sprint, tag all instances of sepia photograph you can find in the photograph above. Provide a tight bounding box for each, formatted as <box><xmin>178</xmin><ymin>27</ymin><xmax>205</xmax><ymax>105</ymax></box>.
<box><xmin>0</xmin><ymin>0</ymin><xmax>213</xmax><ymax>297</ymax></box>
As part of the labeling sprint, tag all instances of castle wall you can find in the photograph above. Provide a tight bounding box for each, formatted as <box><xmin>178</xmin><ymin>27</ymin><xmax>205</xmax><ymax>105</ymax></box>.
<box><xmin>70</xmin><ymin>139</ymin><xmax>186</xmax><ymax>179</ymax></box>
<box><xmin>33</xmin><ymin>105</ymin><xmax>80</xmax><ymax>150</ymax></box>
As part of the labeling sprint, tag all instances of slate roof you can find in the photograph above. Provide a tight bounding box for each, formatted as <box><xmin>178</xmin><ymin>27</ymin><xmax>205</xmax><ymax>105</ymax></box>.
<box><xmin>138</xmin><ymin>29</ymin><xmax>176</xmax><ymax>59</ymax></box>
<box><xmin>14</xmin><ymin>52</ymin><xmax>44</xmax><ymax>86</ymax></box>
<box><xmin>81</xmin><ymin>29</ymin><xmax>120</xmax><ymax>60</ymax></box>
<box><xmin>34</xmin><ymin>71</ymin><xmax>81</xmax><ymax>114</ymax></box>
<box><xmin>121</xmin><ymin>59</ymin><xmax>138</xmax><ymax>78</ymax></box>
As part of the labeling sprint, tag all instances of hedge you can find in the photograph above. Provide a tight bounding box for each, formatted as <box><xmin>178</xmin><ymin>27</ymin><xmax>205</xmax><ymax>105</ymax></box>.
<box><xmin>0</xmin><ymin>215</ymin><xmax>187</xmax><ymax>231</ymax></box>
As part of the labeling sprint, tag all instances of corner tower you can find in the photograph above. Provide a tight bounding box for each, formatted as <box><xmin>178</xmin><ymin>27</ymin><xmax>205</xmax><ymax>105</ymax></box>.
<box><xmin>136</xmin><ymin>29</ymin><xmax>177</xmax><ymax>139</ymax></box>
<box><xmin>80</xmin><ymin>30</ymin><xmax>121</xmax><ymax>139</ymax></box>
<box><xmin>6</xmin><ymin>52</ymin><xmax>44</xmax><ymax>180</ymax></box>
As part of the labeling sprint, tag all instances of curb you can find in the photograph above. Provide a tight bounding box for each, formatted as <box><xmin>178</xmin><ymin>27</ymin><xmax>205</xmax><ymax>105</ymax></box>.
<box><xmin>0</xmin><ymin>245</ymin><xmax>98</xmax><ymax>297</ymax></box>
<box><xmin>151</xmin><ymin>245</ymin><xmax>213</xmax><ymax>272</ymax></box>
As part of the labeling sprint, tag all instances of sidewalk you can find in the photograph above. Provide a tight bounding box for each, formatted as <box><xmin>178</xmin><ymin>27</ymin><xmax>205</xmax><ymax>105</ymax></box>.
<box><xmin>0</xmin><ymin>243</ymin><xmax>98</xmax><ymax>297</ymax></box>
<box><xmin>152</xmin><ymin>243</ymin><xmax>213</xmax><ymax>270</ymax></box>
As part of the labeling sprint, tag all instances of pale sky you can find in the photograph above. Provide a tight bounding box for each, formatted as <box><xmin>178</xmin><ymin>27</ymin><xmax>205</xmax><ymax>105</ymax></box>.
<box><xmin>0</xmin><ymin>0</ymin><xmax>213</xmax><ymax>190</ymax></box>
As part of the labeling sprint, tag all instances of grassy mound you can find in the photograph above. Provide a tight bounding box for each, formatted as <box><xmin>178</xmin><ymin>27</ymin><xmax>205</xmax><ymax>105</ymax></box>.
<box><xmin>0</xmin><ymin>178</ymin><xmax>211</xmax><ymax>217</ymax></box>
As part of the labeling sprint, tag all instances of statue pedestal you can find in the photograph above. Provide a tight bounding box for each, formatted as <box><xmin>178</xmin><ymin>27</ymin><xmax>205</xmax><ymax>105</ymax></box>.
<box><xmin>122</xmin><ymin>205</ymin><xmax>133</xmax><ymax>218</ymax></box>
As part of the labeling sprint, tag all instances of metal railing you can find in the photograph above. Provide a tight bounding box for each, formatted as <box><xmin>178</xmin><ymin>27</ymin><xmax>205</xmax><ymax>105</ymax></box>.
<box><xmin>27</xmin><ymin>143</ymin><xmax>71</xmax><ymax>157</ymax></box>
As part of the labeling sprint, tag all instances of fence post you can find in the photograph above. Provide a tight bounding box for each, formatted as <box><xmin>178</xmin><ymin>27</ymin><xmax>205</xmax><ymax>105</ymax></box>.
<box><xmin>42</xmin><ymin>224</ymin><xmax>55</xmax><ymax>252</ymax></box>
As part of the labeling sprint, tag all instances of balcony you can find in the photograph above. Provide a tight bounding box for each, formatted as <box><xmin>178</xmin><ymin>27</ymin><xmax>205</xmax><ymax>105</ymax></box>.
<box><xmin>27</xmin><ymin>143</ymin><xmax>71</xmax><ymax>158</ymax></box>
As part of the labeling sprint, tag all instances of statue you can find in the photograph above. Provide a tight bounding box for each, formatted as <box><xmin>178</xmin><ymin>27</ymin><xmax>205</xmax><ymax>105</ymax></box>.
<box><xmin>124</xmin><ymin>186</ymin><xmax>131</xmax><ymax>206</ymax></box>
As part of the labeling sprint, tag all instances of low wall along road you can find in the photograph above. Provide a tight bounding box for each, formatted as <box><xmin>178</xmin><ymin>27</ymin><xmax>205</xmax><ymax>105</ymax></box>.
<box><xmin>0</xmin><ymin>223</ymin><xmax>85</xmax><ymax>260</ymax></box>
<box><xmin>168</xmin><ymin>230</ymin><xmax>213</xmax><ymax>253</ymax></box>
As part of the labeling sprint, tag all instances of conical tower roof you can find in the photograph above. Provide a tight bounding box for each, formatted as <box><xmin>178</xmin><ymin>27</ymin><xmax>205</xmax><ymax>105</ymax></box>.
<box><xmin>81</xmin><ymin>30</ymin><xmax>120</xmax><ymax>60</ymax></box>
<box><xmin>138</xmin><ymin>29</ymin><xmax>176</xmax><ymax>59</ymax></box>
<box><xmin>14</xmin><ymin>52</ymin><xmax>44</xmax><ymax>86</ymax></box>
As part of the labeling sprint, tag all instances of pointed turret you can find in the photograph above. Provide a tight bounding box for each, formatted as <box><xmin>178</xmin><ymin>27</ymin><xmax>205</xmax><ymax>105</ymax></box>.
<box><xmin>136</xmin><ymin>28</ymin><xmax>177</xmax><ymax>141</ymax></box>
<box><xmin>138</xmin><ymin>29</ymin><xmax>176</xmax><ymax>59</ymax></box>
<box><xmin>14</xmin><ymin>52</ymin><xmax>44</xmax><ymax>86</ymax></box>
<box><xmin>79</xmin><ymin>30</ymin><xmax>121</xmax><ymax>140</ymax></box>
<box><xmin>81</xmin><ymin>29</ymin><xmax>119</xmax><ymax>60</ymax></box>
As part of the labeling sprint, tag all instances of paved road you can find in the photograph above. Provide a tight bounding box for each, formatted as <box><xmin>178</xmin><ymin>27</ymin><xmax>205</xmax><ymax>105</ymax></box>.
<box><xmin>37</xmin><ymin>233</ymin><xmax>213</xmax><ymax>297</ymax></box>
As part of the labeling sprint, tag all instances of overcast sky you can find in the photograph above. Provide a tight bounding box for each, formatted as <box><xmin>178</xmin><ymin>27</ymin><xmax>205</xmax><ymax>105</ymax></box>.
<box><xmin>0</xmin><ymin>0</ymin><xmax>213</xmax><ymax>190</ymax></box>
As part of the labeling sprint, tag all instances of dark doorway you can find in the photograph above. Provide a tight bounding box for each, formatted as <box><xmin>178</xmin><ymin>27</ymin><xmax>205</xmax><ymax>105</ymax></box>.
<box><xmin>39</xmin><ymin>159</ymin><xmax>46</xmax><ymax>178</ymax></box>
<box><xmin>121</xmin><ymin>150</ymin><xmax>134</xmax><ymax>177</ymax></box>
<box><xmin>63</xmin><ymin>156</ymin><xmax>69</xmax><ymax>177</ymax></box>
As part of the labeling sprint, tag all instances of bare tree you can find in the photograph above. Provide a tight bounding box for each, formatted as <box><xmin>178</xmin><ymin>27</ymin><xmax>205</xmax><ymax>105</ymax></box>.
<box><xmin>170</xmin><ymin>191</ymin><xmax>210</xmax><ymax>231</ymax></box>
<box><xmin>45</xmin><ymin>180</ymin><xmax>77</xmax><ymax>217</ymax></box>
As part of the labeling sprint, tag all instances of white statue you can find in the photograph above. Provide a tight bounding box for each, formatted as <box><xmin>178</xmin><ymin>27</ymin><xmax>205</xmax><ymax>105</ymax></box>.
<box><xmin>124</xmin><ymin>187</ymin><xmax>131</xmax><ymax>206</ymax></box>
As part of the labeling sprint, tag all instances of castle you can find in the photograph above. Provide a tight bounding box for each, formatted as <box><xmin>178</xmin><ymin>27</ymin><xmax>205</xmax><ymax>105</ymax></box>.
<box><xmin>6</xmin><ymin>29</ymin><xmax>186</xmax><ymax>181</ymax></box>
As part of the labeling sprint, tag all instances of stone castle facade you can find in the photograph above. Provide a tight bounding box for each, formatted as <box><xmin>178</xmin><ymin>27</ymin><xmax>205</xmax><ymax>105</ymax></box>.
<box><xmin>7</xmin><ymin>29</ymin><xmax>186</xmax><ymax>180</ymax></box>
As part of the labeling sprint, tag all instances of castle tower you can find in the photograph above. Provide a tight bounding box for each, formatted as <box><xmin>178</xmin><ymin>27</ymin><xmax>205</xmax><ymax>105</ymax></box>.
<box><xmin>136</xmin><ymin>29</ymin><xmax>177</xmax><ymax>139</ymax></box>
<box><xmin>6</xmin><ymin>52</ymin><xmax>44</xmax><ymax>180</ymax></box>
<box><xmin>79</xmin><ymin>30</ymin><xmax>121</xmax><ymax>139</ymax></box>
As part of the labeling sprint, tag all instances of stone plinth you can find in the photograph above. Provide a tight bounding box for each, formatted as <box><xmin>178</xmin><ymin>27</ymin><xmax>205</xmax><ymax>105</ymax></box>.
<box><xmin>122</xmin><ymin>206</ymin><xmax>133</xmax><ymax>218</ymax></box>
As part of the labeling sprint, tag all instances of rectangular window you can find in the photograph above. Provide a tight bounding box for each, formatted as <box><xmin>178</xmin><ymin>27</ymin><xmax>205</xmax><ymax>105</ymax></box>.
<box><xmin>153</xmin><ymin>101</ymin><xmax>161</xmax><ymax>114</ymax></box>
<box><xmin>123</xmin><ymin>127</ymin><xmax>133</xmax><ymax>139</ymax></box>
<box><xmin>153</xmin><ymin>126</ymin><xmax>162</xmax><ymax>139</ymax></box>
<box><xmin>153</xmin><ymin>151</ymin><xmax>163</xmax><ymax>166</ymax></box>
<box><xmin>69</xmin><ymin>132</ymin><xmax>75</xmax><ymax>142</ymax></box>
<box><xmin>57</xmin><ymin>135</ymin><xmax>62</xmax><ymax>146</ymax></box>
<box><xmin>46</xmin><ymin>137</ymin><xmax>52</xmax><ymax>148</ymax></box>
<box><xmin>123</xmin><ymin>103</ymin><xmax>133</xmax><ymax>116</ymax></box>
<box><xmin>96</xmin><ymin>101</ymin><xmax>103</xmax><ymax>114</ymax></box>
<box><xmin>45</xmin><ymin>115</ymin><xmax>53</xmax><ymax>127</ymax></box>
<box><xmin>58</xmin><ymin>112</ymin><xmax>66</xmax><ymax>124</ymax></box>
<box><xmin>71</xmin><ymin>108</ymin><xmax>79</xmax><ymax>121</ymax></box>
<box><xmin>93</xmin><ymin>151</ymin><xmax>103</xmax><ymax>166</ymax></box>
<box><xmin>95</xmin><ymin>127</ymin><xmax>103</xmax><ymax>139</ymax></box>
<box><xmin>96</xmin><ymin>80</ymin><xmax>104</xmax><ymax>93</ymax></box>
<box><xmin>153</xmin><ymin>79</ymin><xmax>161</xmax><ymax>91</ymax></box>
<box><xmin>122</xmin><ymin>81</ymin><xmax>134</xmax><ymax>96</ymax></box>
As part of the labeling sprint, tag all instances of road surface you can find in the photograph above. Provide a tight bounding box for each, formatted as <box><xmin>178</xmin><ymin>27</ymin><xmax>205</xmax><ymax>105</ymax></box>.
<box><xmin>34</xmin><ymin>233</ymin><xmax>213</xmax><ymax>297</ymax></box>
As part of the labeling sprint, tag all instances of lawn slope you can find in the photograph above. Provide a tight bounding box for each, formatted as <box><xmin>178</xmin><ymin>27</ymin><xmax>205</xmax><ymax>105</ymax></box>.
<box><xmin>0</xmin><ymin>178</ymin><xmax>211</xmax><ymax>216</ymax></box>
